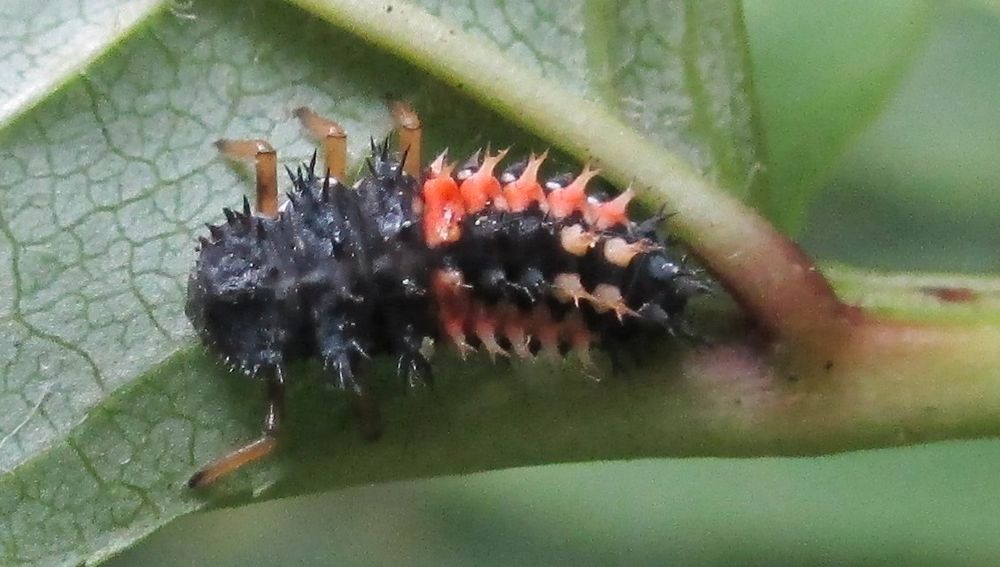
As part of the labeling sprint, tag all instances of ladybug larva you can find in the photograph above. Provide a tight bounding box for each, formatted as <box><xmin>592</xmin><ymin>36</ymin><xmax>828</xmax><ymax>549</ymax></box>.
<box><xmin>185</xmin><ymin>102</ymin><xmax>707</xmax><ymax>488</ymax></box>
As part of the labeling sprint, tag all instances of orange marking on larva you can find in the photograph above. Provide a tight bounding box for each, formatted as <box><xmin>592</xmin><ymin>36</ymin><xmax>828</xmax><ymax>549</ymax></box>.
<box><xmin>562</xmin><ymin>311</ymin><xmax>594</xmax><ymax>367</ymax></box>
<box><xmin>432</xmin><ymin>269</ymin><xmax>474</xmax><ymax>358</ymax></box>
<box><xmin>529</xmin><ymin>303</ymin><xmax>560</xmax><ymax>358</ymax></box>
<box><xmin>421</xmin><ymin>156</ymin><xmax>464</xmax><ymax>247</ymax></box>
<box><xmin>553</xmin><ymin>273</ymin><xmax>593</xmax><ymax>306</ymax></box>
<box><xmin>560</xmin><ymin>224</ymin><xmax>598</xmax><ymax>256</ymax></box>
<box><xmin>472</xmin><ymin>303</ymin><xmax>509</xmax><ymax>360</ymax></box>
<box><xmin>503</xmin><ymin>150</ymin><xmax>549</xmax><ymax>213</ymax></box>
<box><xmin>589</xmin><ymin>188</ymin><xmax>635</xmax><ymax>230</ymax></box>
<box><xmin>548</xmin><ymin>163</ymin><xmax>599</xmax><ymax>219</ymax></box>
<box><xmin>449</xmin><ymin>332</ymin><xmax>475</xmax><ymax>359</ymax></box>
<box><xmin>433</xmin><ymin>267</ymin><xmax>466</xmax><ymax>290</ymax></box>
<box><xmin>602</xmin><ymin>237</ymin><xmax>635</xmax><ymax>267</ymax></box>
<box><xmin>500</xmin><ymin>304</ymin><xmax>533</xmax><ymax>359</ymax></box>
<box><xmin>602</xmin><ymin>236</ymin><xmax>658</xmax><ymax>267</ymax></box>
<box><xmin>590</xmin><ymin>284</ymin><xmax>637</xmax><ymax>322</ymax></box>
<box><xmin>459</xmin><ymin>148</ymin><xmax>508</xmax><ymax>213</ymax></box>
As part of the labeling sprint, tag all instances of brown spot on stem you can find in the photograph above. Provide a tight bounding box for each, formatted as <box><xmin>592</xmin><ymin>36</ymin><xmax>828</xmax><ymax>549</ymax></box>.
<box><xmin>922</xmin><ymin>286</ymin><xmax>978</xmax><ymax>303</ymax></box>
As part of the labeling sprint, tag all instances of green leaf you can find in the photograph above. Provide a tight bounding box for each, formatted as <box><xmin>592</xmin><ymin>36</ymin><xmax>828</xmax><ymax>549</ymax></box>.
<box><xmin>800</xmin><ymin>1</ymin><xmax>1000</xmax><ymax>271</ymax></box>
<box><xmin>744</xmin><ymin>0</ymin><xmax>931</xmax><ymax>233</ymax></box>
<box><xmin>0</xmin><ymin>0</ymin><xmax>766</xmax><ymax>563</ymax></box>
<box><xmin>0</xmin><ymin>0</ymin><xmax>166</xmax><ymax>129</ymax></box>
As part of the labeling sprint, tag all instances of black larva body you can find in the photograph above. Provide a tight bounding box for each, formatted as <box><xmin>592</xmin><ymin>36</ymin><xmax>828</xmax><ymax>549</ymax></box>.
<box><xmin>186</xmin><ymin>145</ymin><xmax>703</xmax><ymax>395</ymax></box>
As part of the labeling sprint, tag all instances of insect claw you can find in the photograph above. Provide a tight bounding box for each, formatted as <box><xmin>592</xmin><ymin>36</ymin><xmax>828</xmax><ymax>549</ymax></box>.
<box><xmin>449</xmin><ymin>335</ymin><xmax>475</xmax><ymax>359</ymax></box>
<box><xmin>350</xmin><ymin>341</ymin><xmax>372</xmax><ymax>359</ymax></box>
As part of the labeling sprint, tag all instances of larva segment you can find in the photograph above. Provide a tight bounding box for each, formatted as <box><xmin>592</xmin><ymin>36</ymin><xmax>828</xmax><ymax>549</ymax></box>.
<box><xmin>215</xmin><ymin>138</ymin><xmax>278</xmax><ymax>218</ymax></box>
<box><xmin>590</xmin><ymin>283</ymin><xmax>637</xmax><ymax>321</ymax></box>
<box><xmin>431</xmin><ymin>268</ymin><xmax>475</xmax><ymax>358</ymax></box>
<box><xmin>602</xmin><ymin>236</ymin><xmax>660</xmax><ymax>267</ymax></box>
<box><xmin>421</xmin><ymin>154</ymin><xmax>465</xmax><ymax>247</ymax></box>
<box><xmin>552</xmin><ymin>273</ymin><xmax>594</xmax><ymax>306</ymax></box>
<box><xmin>529</xmin><ymin>303</ymin><xmax>561</xmax><ymax>358</ymax></box>
<box><xmin>560</xmin><ymin>224</ymin><xmax>598</xmax><ymax>256</ymax></box>
<box><xmin>294</xmin><ymin>107</ymin><xmax>347</xmax><ymax>181</ymax></box>
<box><xmin>502</xmin><ymin>150</ymin><xmax>549</xmax><ymax>213</ymax></box>
<box><xmin>548</xmin><ymin>164</ymin><xmax>599</xmax><ymax>219</ymax></box>
<box><xmin>430</xmin><ymin>263</ymin><xmax>615</xmax><ymax>362</ymax></box>
<box><xmin>459</xmin><ymin>148</ymin><xmax>508</xmax><ymax>213</ymax></box>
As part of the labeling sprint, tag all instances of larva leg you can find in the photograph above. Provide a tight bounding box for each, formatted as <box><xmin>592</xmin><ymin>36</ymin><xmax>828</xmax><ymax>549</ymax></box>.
<box><xmin>390</xmin><ymin>101</ymin><xmax>421</xmax><ymax>178</ymax></box>
<box><xmin>327</xmin><ymin>351</ymin><xmax>383</xmax><ymax>441</ymax></box>
<box><xmin>315</xmin><ymin>308</ymin><xmax>384</xmax><ymax>441</ymax></box>
<box><xmin>187</xmin><ymin>366</ymin><xmax>285</xmax><ymax>488</ymax></box>
<box><xmin>393</xmin><ymin>321</ymin><xmax>434</xmax><ymax>390</ymax></box>
<box><xmin>214</xmin><ymin>138</ymin><xmax>278</xmax><ymax>218</ymax></box>
<box><xmin>294</xmin><ymin>107</ymin><xmax>347</xmax><ymax>181</ymax></box>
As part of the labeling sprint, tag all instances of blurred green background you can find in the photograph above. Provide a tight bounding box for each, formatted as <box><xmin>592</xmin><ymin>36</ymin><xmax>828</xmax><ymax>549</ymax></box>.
<box><xmin>110</xmin><ymin>1</ymin><xmax>1000</xmax><ymax>565</ymax></box>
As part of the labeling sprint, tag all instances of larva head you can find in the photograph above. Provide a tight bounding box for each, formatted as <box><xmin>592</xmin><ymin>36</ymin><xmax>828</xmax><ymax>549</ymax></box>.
<box><xmin>186</xmin><ymin>205</ymin><xmax>301</xmax><ymax>376</ymax></box>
